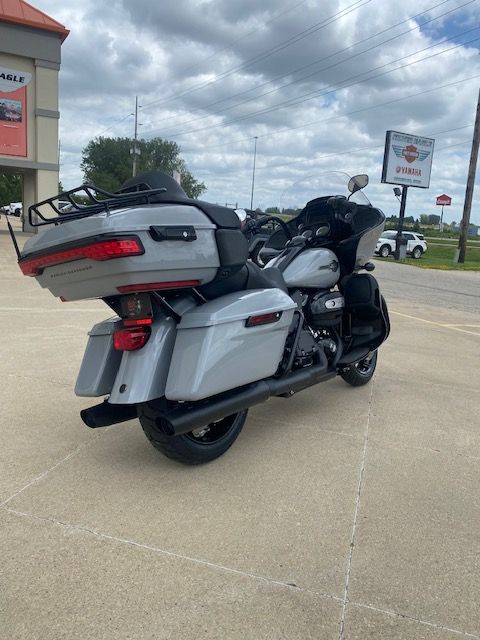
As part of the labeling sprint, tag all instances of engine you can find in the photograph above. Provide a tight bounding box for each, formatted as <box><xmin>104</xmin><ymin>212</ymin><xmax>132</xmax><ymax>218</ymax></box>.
<box><xmin>307</xmin><ymin>291</ymin><xmax>344</xmax><ymax>328</ymax></box>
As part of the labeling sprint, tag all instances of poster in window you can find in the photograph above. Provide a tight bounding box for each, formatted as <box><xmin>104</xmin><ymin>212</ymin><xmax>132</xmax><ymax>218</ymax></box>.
<box><xmin>0</xmin><ymin>66</ymin><xmax>31</xmax><ymax>157</ymax></box>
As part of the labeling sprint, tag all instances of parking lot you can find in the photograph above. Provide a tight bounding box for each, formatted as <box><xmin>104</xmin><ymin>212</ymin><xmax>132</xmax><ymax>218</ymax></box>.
<box><xmin>1</xmin><ymin>222</ymin><xmax>479</xmax><ymax>639</ymax></box>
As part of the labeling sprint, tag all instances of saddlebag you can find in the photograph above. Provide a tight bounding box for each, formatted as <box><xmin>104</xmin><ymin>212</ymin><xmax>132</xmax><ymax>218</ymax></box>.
<box><xmin>343</xmin><ymin>273</ymin><xmax>390</xmax><ymax>351</ymax></box>
<box><xmin>165</xmin><ymin>289</ymin><xmax>296</xmax><ymax>401</ymax></box>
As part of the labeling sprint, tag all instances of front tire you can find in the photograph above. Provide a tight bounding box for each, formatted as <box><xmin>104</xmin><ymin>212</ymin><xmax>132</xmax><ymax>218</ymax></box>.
<box><xmin>411</xmin><ymin>246</ymin><xmax>423</xmax><ymax>259</ymax></box>
<box><xmin>379</xmin><ymin>244</ymin><xmax>390</xmax><ymax>258</ymax></box>
<box><xmin>139</xmin><ymin>405</ymin><xmax>248</xmax><ymax>465</ymax></box>
<box><xmin>340</xmin><ymin>350</ymin><xmax>377</xmax><ymax>387</ymax></box>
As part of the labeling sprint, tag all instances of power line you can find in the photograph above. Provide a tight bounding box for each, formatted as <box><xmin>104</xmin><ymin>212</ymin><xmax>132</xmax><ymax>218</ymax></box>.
<box><xmin>143</xmin><ymin>0</ymin><xmax>466</xmax><ymax>133</ymax></box>
<box><xmin>190</xmin><ymin>124</ymin><xmax>474</xmax><ymax>177</ymax></box>
<box><xmin>147</xmin><ymin>31</ymin><xmax>480</xmax><ymax>140</ymax></box>
<box><xmin>181</xmin><ymin>123</ymin><xmax>474</xmax><ymax>156</ymax></box>
<box><xmin>140</xmin><ymin>0</ymin><xmax>372</xmax><ymax>112</ymax></box>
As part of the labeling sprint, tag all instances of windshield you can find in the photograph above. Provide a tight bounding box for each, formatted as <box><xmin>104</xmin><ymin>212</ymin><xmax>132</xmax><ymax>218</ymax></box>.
<box><xmin>276</xmin><ymin>171</ymin><xmax>371</xmax><ymax>215</ymax></box>
<box><xmin>382</xmin><ymin>231</ymin><xmax>397</xmax><ymax>238</ymax></box>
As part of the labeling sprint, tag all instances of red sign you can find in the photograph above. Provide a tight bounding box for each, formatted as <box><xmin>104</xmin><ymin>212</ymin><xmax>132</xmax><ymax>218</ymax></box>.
<box><xmin>0</xmin><ymin>86</ymin><xmax>27</xmax><ymax>157</ymax></box>
<box><xmin>436</xmin><ymin>194</ymin><xmax>452</xmax><ymax>206</ymax></box>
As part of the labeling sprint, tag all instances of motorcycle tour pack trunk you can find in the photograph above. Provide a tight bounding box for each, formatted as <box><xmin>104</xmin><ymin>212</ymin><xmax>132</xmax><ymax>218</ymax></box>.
<box><xmin>16</xmin><ymin>171</ymin><xmax>390</xmax><ymax>462</ymax></box>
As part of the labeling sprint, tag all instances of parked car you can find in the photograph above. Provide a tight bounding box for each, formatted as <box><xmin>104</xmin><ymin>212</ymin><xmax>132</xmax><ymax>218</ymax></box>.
<box><xmin>0</xmin><ymin>202</ymin><xmax>22</xmax><ymax>218</ymax></box>
<box><xmin>375</xmin><ymin>231</ymin><xmax>427</xmax><ymax>259</ymax></box>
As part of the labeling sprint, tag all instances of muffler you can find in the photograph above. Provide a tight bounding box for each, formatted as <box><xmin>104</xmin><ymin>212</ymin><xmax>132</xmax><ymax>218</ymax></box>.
<box><xmin>159</xmin><ymin>358</ymin><xmax>335</xmax><ymax>437</ymax></box>
<box><xmin>80</xmin><ymin>401</ymin><xmax>138</xmax><ymax>428</ymax></box>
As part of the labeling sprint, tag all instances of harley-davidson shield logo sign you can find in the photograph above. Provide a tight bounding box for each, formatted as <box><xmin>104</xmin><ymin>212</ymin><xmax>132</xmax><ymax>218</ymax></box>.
<box><xmin>392</xmin><ymin>144</ymin><xmax>431</xmax><ymax>163</ymax></box>
<box><xmin>403</xmin><ymin>145</ymin><xmax>419</xmax><ymax>163</ymax></box>
<box><xmin>382</xmin><ymin>131</ymin><xmax>435</xmax><ymax>188</ymax></box>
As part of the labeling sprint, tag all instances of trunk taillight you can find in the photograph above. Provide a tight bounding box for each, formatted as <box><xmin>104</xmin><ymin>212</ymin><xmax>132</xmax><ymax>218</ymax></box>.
<box><xmin>117</xmin><ymin>280</ymin><xmax>201</xmax><ymax>293</ymax></box>
<box><xmin>19</xmin><ymin>237</ymin><xmax>144</xmax><ymax>276</ymax></box>
<box><xmin>113</xmin><ymin>326</ymin><xmax>151</xmax><ymax>351</ymax></box>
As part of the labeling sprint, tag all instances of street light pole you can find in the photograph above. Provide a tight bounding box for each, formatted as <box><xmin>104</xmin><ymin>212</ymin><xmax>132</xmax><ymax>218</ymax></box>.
<box><xmin>250</xmin><ymin>136</ymin><xmax>258</xmax><ymax>212</ymax></box>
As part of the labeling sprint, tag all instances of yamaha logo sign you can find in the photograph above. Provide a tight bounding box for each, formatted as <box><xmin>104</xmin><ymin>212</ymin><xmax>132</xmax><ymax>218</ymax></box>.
<box><xmin>382</xmin><ymin>131</ymin><xmax>435</xmax><ymax>189</ymax></box>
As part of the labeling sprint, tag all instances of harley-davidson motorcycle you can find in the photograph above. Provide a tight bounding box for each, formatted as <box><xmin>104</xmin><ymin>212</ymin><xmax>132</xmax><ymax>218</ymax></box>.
<box><xmin>11</xmin><ymin>170</ymin><xmax>389</xmax><ymax>465</ymax></box>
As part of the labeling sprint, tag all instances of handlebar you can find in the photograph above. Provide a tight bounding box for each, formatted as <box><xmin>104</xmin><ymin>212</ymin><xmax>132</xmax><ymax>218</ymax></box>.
<box><xmin>249</xmin><ymin>215</ymin><xmax>293</xmax><ymax>241</ymax></box>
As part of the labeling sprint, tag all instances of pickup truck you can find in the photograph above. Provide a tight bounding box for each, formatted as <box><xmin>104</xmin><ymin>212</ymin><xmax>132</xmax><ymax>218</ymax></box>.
<box><xmin>375</xmin><ymin>231</ymin><xmax>427</xmax><ymax>259</ymax></box>
<box><xmin>1</xmin><ymin>202</ymin><xmax>22</xmax><ymax>216</ymax></box>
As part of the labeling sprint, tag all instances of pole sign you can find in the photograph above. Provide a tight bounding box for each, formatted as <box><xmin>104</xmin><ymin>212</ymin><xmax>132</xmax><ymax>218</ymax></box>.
<box><xmin>381</xmin><ymin>130</ymin><xmax>435</xmax><ymax>189</ymax></box>
<box><xmin>0</xmin><ymin>66</ymin><xmax>32</xmax><ymax>158</ymax></box>
<box><xmin>436</xmin><ymin>194</ymin><xmax>452</xmax><ymax>206</ymax></box>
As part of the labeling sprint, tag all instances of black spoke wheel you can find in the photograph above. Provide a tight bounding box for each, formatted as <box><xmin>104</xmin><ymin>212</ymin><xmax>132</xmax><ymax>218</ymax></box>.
<box><xmin>340</xmin><ymin>350</ymin><xmax>377</xmax><ymax>386</ymax></box>
<box><xmin>139</xmin><ymin>405</ymin><xmax>248</xmax><ymax>465</ymax></box>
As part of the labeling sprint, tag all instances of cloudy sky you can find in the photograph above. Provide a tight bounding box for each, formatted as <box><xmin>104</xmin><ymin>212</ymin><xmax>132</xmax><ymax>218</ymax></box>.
<box><xmin>34</xmin><ymin>0</ymin><xmax>480</xmax><ymax>223</ymax></box>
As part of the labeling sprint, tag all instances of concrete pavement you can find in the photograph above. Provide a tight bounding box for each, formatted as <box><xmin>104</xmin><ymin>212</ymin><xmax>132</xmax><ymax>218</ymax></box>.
<box><xmin>1</xmin><ymin>222</ymin><xmax>479</xmax><ymax>639</ymax></box>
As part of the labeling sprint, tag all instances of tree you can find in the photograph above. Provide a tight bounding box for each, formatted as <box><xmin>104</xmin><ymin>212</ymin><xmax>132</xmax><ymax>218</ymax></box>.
<box><xmin>81</xmin><ymin>136</ymin><xmax>206</xmax><ymax>198</ymax></box>
<box><xmin>0</xmin><ymin>173</ymin><xmax>22</xmax><ymax>207</ymax></box>
<box><xmin>428</xmin><ymin>214</ymin><xmax>440</xmax><ymax>225</ymax></box>
<box><xmin>265</xmin><ymin>206</ymin><xmax>280</xmax><ymax>214</ymax></box>
<box><xmin>419</xmin><ymin>214</ymin><xmax>429</xmax><ymax>225</ymax></box>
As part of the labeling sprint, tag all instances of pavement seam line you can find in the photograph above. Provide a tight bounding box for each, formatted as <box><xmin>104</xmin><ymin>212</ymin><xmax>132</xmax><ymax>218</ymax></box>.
<box><xmin>366</xmin><ymin>439</ymin><xmax>480</xmax><ymax>462</ymax></box>
<box><xmin>338</xmin><ymin>379</ymin><xmax>375</xmax><ymax>640</ymax></box>
<box><xmin>2</xmin><ymin>506</ymin><xmax>343</xmax><ymax>604</ymax></box>
<box><xmin>0</xmin><ymin>437</ymin><xmax>102</xmax><ymax>508</ymax></box>
<box><xmin>350</xmin><ymin>601</ymin><xmax>480</xmax><ymax>639</ymax></box>
<box><xmin>390</xmin><ymin>311</ymin><xmax>480</xmax><ymax>337</ymax></box>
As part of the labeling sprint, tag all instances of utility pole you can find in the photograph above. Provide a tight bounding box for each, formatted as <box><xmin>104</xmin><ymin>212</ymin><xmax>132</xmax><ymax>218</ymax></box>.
<box><xmin>132</xmin><ymin>95</ymin><xmax>139</xmax><ymax>177</ymax></box>
<box><xmin>250</xmin><ymin>136</ymin><xmax>258</xmax><ymax>211</ymax></box>
<box><xmin>457</xmin><ymin>88</ymin><xmax>480</xmax><ymax>263</ymax></box>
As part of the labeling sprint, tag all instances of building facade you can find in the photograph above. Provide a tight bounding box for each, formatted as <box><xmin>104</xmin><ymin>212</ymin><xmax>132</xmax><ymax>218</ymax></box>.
<box><xmin>0</xmin><ymin>1</ymin><xmax>68</xmax><ymax>230</ymax></box>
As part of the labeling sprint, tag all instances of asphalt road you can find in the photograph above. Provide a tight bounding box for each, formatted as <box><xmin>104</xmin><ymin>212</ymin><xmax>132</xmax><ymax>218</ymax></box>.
<box><xmin>373</xmin><ymin>259</ymin><xmax>480</xmax><ymax>315</ymax></box>
<box><xmin>1</xmin><ymin>224</ymin><xmax>480</xmax><ymax>639</ymax></box>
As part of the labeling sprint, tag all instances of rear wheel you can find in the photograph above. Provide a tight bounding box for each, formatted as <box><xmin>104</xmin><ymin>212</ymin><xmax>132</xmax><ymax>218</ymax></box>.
<box><xmin>340</xmin><ymin>350</ymin><xmax>377</xmax><ymax>386</ymax></box>
<box><xmin>379</xmin><ymin>244</ymin><xmax>390</xmax><ymax>258</ymax></box>
<box><xmin>411</xmin><ymin>245</ymin><xmax>423</xmax><ymax>259</ymax></box>
<box><xmin>139</xmin><ymin>405</ymin><xmax>248</xmax><ymax>465</ymax></box>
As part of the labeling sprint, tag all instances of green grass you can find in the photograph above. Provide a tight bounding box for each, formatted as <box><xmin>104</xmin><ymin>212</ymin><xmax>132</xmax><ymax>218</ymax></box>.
<box><xmin>377</xmin><ymin>243</ymin><xmax>480</xmax><ymax>270</ymax></box>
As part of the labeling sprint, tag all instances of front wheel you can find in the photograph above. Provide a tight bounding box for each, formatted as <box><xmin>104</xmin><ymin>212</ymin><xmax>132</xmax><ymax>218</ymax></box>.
<box><xmin>139</xmin><ymin>405</ymin><xmax>248</xmax><ymax>465</ymax></box>
<box><xmin>411</xmin><ymin>246</ymin><xmax>423</xmax><ymax>259</ymax></box>
<box><xmin>339</xmin><ymin>350</ymin><xmax>377</xmax><ymax>387</ymax></box>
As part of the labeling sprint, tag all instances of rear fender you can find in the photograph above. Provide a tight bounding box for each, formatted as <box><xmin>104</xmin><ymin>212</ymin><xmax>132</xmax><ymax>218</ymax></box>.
<box><xmin>109</xmin><ymin>315</ymin><xmax>177</xmax><ymax>404</ymax></box>
<box><xmin>75</xmin><ymin>315</ymin><xmax>177</xmax><ymax>404</ymax></box>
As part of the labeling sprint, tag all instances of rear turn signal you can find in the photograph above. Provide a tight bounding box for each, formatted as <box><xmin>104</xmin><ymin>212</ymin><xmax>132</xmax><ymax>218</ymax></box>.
<box><xmin>245</xmin><ymin>311</ymin><xmax>282</xmax><ymax>327</ymax></box>
<box><xmin>113</xmin><ymin>326</ymin><xmax>151</xmax><ymax>351</ymax></box>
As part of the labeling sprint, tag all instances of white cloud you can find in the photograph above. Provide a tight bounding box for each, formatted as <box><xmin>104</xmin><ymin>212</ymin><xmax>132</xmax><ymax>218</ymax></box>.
<box><xmin>32</xmin><ymin>0</ymin><xmax>480</xmax><ymax>223</ymax></box>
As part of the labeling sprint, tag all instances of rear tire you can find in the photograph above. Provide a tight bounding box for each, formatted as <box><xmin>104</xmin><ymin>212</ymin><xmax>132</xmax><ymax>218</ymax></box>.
<box><xmin>411</xmin><ymin>246</ymin><xmax>423</xmax><ymax>259</ymax></box>
<box><xmin>379</xmin><ymin>244</ymin><xmax>390</xmax><ymax>258</ymax></box>
<box><xmin>340</xmin><ymin>350</ymin><xmax>377</xmax><ymax>386</ymax></box>
<box><xmin>139</xmin><ymin>405</ymin><xmax>248</xmax><ymax>465</ymax></box>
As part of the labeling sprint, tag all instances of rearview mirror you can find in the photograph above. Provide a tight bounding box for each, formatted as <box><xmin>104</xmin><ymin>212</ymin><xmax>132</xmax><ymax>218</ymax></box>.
<box><xmin>348</xmin><ymin>174</ymin><xmax>369</xmax><ymax>194</ymax></box>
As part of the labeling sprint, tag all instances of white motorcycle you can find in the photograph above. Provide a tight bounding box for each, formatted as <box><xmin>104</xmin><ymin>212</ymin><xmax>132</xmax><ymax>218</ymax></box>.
<box><xmin>12</xmin><ymin>171</ymin><xmax>389</xmax><ymax>465</ymax></box>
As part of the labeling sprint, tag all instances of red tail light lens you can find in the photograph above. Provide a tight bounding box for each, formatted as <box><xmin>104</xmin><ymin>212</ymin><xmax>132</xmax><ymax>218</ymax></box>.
<box><xmin>245</xmin><ymin>311</ymin><xmax>282</xmax><ymax>327</ymax></box>
<box><xmin>19</xmin><ymin>236</ymin><xmax>144</xmax><ymax>276</ymax></box>
<box><xmin>117</xmin><ymin>280</ymin><xmax>201</xmax><ymax>293</ymax></box>
<box><xmin>113</xmin><ymin>326</ymin><xmax>151</xmax><ymax>351</ymax></box>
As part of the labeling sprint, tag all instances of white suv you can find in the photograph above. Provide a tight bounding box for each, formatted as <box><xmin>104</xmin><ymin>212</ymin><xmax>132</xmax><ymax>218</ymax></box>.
<box><xmin>375</xmin><ymin>231</ymin><xmax>427</xmax><ymax>259</ymax></box>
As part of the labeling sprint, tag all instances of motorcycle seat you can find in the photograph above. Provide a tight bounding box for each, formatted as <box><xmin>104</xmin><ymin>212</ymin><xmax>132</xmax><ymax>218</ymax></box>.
<box><xmin>199</xmin><ymin>261</ymin><xmax>288</xmax><ymax>300</ymax></box>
